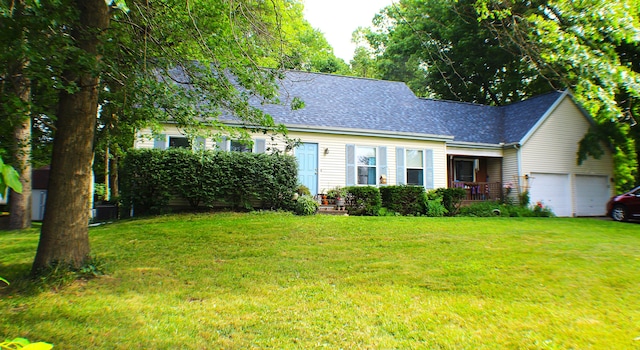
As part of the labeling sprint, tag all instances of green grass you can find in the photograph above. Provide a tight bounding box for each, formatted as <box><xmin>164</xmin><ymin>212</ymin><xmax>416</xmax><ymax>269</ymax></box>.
<box><xmin>1</xmin><ymin>213</ymin><xmax>640</xmax><ymax>349</ymax></box>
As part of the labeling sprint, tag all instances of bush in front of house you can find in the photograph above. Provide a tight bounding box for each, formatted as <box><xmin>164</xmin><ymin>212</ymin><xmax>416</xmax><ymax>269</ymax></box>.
<box><xmin>120</xmin><ymin>149</ymin><xmax>174</xmax><ymax>216</ymax></box>
<box><xmin>380</xmin><ymin>185</ymin><xmax>428</xmax><ymax>216</ymax></box>
<box><xmin>425</xmin><ymin>190</ymin><xmax>447</xmax><ymax>217</ymax></box>
<box><xmin>345</xmin><ymin>186</ymin><xmax>381</xmax><ymax>216</ymax></box>
<box><xmin>294</xmin><ymin>195</ymin><xmax>319</xmax><ymax>215</ymax></box>
<box><xmin>435</xmin><ymin>187</ymin><xmax>466</xmax><ymax>216</ymax></box>
<box><xmin>457</xmin><ymin>201</ymin><xmax>555</xmax><ymax>217</ymax></box>
<box><xmin>120</xmin><ymin>149</ymin><xmax>297</xmax><ymax>216</ymax></box>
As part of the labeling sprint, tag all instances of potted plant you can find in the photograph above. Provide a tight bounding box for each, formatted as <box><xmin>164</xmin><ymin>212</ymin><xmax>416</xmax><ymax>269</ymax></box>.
<box><xmin>328</xmin><ymin>186</ymin><xmax>347</xmax><ymax>209</ymax></box>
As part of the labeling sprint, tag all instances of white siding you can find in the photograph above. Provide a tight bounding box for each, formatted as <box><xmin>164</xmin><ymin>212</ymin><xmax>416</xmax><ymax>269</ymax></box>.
<box><xmin>502</xmin><ymin>147</ymin><xmax>520</xmax><ymax>199</ymax></box>
<box><xmin>520</xmin><ymin>97</ymin><xmax>614</xmax><ymax>216</ymax></box>
<box><xmin>136</xmin><ymin>127</ymin><xmax>448</xmax><ymax>191</ymax></box>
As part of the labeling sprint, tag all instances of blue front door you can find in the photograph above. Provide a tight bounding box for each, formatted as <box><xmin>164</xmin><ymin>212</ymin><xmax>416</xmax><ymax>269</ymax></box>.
<box><xmin>296</xmin><ymin>143</ymin><xmax>319</xmax><ymax>195</ymax></box>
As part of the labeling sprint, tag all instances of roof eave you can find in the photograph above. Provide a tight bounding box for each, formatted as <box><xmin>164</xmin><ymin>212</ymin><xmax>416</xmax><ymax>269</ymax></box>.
<box><xmin>283</xmin><ymin>124</ymin><xmax>454</xmax><ymax>142</ymax></box>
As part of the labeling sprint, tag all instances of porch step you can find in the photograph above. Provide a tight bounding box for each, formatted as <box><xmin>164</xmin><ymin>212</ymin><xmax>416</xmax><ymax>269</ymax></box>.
<box><xmin>317</xmin><ymin>205</ymin><xmax>349</xmax><ymax>216</ymax></box>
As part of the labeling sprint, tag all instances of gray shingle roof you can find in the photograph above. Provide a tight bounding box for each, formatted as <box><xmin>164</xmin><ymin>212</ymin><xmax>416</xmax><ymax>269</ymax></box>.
<box><xmin>257</xmin><ymin>71</ymin><xmax>451</xmax><ymax>137</ymax></box>
<box><xmin>256</xmin><ymin>71</ymin><xmax>564</xmax><ymax>145</ymax></box>
<box><xmin>219</xmin><ymin>70</ymin><xmax>565</xmax><ymax>145</ymax></box>
<box><xmin>500</xmin><ymin>91</ymin><xmax>564</xmax><ymax>144</ymax></box>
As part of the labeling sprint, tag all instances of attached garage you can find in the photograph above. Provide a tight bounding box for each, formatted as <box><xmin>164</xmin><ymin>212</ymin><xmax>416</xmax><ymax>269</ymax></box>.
<box><xmin>528</xmin><ymin>173</ymin><xmax>572</xmax><ymax>217</ymax></box>
<box><xmin>575</xmin><ymin>175</ymin><xmax>610</xmax><ymax>216</ymax></box>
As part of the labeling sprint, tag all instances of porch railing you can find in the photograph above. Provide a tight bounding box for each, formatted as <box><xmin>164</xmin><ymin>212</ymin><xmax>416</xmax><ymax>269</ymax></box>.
<box><xmin>451</xmin><ymin>181</ymin><xmax>502</xmax><ymax>202</ymax></box>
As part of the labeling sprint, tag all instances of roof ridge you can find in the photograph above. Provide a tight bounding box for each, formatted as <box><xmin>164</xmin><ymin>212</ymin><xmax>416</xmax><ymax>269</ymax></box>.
<box><xmin>284</xmin><ymin>69</ymin><xmax>409</xmax><ymax>85</ymax></box>
<box><xmin>418</xmin><ymin>97</ymin><xmax>498</xmax><ymax>108</ymax></box>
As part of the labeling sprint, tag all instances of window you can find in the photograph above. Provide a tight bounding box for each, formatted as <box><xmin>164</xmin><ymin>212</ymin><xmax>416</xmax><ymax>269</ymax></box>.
<box><xmin>455</xmin><ymin>159</ymin><xmax>475</xmax><ymax>182</ymax></box>
<box><xmin>357</xmin><ymin>146</ymin><xmax>377</xmax><ymax>185</ymax></box>
<box><xmin>230</xmin><ymin>140</ymin><xmax>252</xmax><ymax>152</ymax></box>
<box><xmin>406</xmin><ymin>149</ymin><xmax>424</xmax><ymax>185</ymax></box>
<box><xmin>169</xmin><ymin>136</ymin><xmax>190</xmax><ymax>149</ymax></box>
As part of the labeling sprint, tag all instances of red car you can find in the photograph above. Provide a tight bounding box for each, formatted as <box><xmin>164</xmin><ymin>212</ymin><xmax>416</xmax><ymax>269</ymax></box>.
<box><xmin>607</xmin><ymin>186</ymin><xmax>640</xmax><ymax>222</ymax></box>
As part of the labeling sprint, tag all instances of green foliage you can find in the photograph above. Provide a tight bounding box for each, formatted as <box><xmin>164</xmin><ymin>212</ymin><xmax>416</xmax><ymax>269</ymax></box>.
<box><xmin>344</xmin><ymin>186</ymin><xmax>381</xmax><ymax>216</ymax></box>
<box><xmin>294</xmin><ymin>195</ymin><xmax>319</xmax><ymax>216</ymax></box>
<box><xmin>0</xmin><ymin>276</ymin><xmax>8</xmax><ymax>287</ymax></box>
<box><xmin>519</xmin><ymin>190</ymin><xmax>530</xmax><ymax>207</ymax></box>
<box><xmin>425</xmin><ymin>190</ymin><xmax>448</xmax><ymax>217</ymax></box>
<box><xmin>120</xmin><ymin>149</ymin><xmax>173</xmax><ymax>216</ymax></box>
<box><xmin>0</xmin><ymin>155</ymin><xmax>22</xmax><ymax>195</ymax></box>
<box><xmin>0</xmin><ymin>338</ymin><xmax>53</xmax><ymax>350</ymax></box>
<box><xmin>296</xmin><ymin>184</ymin><xmax>311</xmax><ymax>196</ymax></box>
<box><xmin>434</xmin><ymin>188</ymin><xmax>467</xmax><ymax>216</ymax></box>
<box><xmin>365</xmin><ymin>0</ymin><xmax>640</xmax><ymax>188</ymax></box>
<box><xmin>458</xmin><ymin>201</ymin><xmax>555</xmax><ymax>217</ymax></box>
<box><xmin>30</xmin><ymin>256</ymin><xmax>107</xmax><ymax>291</ymax></box>
<box><xmin>326</xmin><ymin>186</ymin><xmax>347</xmax><ymax>200</ymax></box>
<box><xmin>379</xmin><ymin>185</ymin><xmax>427</xmax><ymax>216</ymax></box>
<box><xmin>120</xmin><ymin>149</ymin><xmax>297</xmax><ymax>215</ymax></box>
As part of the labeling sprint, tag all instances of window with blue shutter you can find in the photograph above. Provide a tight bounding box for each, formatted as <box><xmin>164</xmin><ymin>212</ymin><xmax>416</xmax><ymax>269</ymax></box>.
<box><xmin>346</xmin><ymin>144</ymin><xmax>356</xmax><ymax>186</ymax></box>
<box><xmin>254</xmin><ymin>139</ymin><xmax>266</xmax><ymax>153</ymax></box>
<box><xmin>216</xmin><ymin>137</ymin><xmax>228</xmax><ymax>151</ymax></box>
<box><xmin>396</xmin><ymin>147</ymin><xmax>405</xmax><ymax>185</ymax></box>
<box><xmin>153</xmin><ymin>134</ymin><xmax>167</xmax><ymax>149</ymax></box>
<box><xmin>378</xmin><ymin>146</ymin><xmax>388</xmax><ymax>185</ymax></box>
<box><xmin>425</xmin><ymin>149</ymin><xmax>434</xmax><ymax>189</ymax></box>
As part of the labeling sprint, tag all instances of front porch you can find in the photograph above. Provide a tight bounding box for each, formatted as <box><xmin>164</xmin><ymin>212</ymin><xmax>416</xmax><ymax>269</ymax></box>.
<box><xmin>448</xmin><ymin>155</ymin><xmax>503</xmax><ymax>203</ymax></box>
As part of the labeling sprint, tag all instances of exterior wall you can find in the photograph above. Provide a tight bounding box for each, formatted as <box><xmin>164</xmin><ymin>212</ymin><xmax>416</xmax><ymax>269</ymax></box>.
<box><xmin>502</xmin><ymin>147</ymin><xmax>520</xmax><ymax>200</ymax></box>
<box><xmin>136</xmin><ymin>126</ymin><xmax>448</xmax><ymax>194</ymax></box>
<box><xmin>519</xmin><ymin>97</ymin><xmax>614</xmax><ymax>215</ymax></box>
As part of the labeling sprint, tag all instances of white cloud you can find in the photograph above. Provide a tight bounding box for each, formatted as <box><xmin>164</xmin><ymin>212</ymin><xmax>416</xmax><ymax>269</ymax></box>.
<box><xmin>302</xmin><ymin>0</ymin><xmax>393</xmax><ymax>62</ymax></box>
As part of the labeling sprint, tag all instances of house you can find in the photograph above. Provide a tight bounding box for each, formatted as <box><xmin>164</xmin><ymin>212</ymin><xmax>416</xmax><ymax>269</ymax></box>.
<box><xmin>135</xmin><ymin>71</ymin><xmax>614</xmax><ymax>217</ymax></box>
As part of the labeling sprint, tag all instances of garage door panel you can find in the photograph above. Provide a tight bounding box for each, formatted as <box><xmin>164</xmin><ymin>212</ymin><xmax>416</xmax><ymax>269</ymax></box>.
<box><xmin>575</xmin><ymin>175</ymin><xmax>609</xmax><ymax>216</ymax></box>
<box><xmin>529</xmin><ymin>173</ymin><xmax>571</xmax><ymax>217</ymax></box>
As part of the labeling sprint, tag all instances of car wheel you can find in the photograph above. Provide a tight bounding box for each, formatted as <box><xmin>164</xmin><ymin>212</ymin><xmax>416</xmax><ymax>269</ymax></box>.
<box><xmin>611</xmin><ymin>204</ymin><xmax>628</xmax><ymax>222</ymax></box>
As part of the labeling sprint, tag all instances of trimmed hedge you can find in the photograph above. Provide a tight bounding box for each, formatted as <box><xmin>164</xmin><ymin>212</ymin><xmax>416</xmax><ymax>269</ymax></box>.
<box><xmin>345</xmin><ymin>186</ymin><xmax>381</xmax><ymax>216</ymax></box>
<box><xmin>120</xmin><ymin>148</ymin><xmax>297</xmax><ymax>216</ymax></box>
<box><xmin>380</xmin><ymin>185</ymin><xmax>428</xmax><ymax>216</ymax></box>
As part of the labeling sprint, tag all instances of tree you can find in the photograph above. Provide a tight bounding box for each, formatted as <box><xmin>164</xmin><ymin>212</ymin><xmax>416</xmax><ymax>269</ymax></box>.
<box><xmin>363</xmin><ymin>0</ymin><xmax>640</xmax><ymax>189</ymax></box>
<box><xmin>473</xmin><ymin>0</ymin><xmax>640</xmax><ymax>189</ymax></box>
<box><xmin>363</xmin><ymin>0</ymin><xmax>552</xmax><ymax>103</ymax></box>
<box><xmin>32</xmin><ymin>0</ymin><xmax>111</xmax><ymax>272</ymax></box>
<box><xmin>27</xmin><ymin>0</ymin><xmax>303</xmax><ymax>272</ymax></box>
<box><xmin>1</xmin><ymin>0</ymin><xmax>32</xmax><ymax>229</ymax></box>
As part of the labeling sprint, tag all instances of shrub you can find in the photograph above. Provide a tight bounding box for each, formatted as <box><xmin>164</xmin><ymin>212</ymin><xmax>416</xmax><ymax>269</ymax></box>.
<box><xmin>380</xmin><ymin>185</ymin><xmax>427</xmax><ymax>216</ymax></box>
<box><xmin>345</xmin><ymin>186</ymin><xmax>381</xmax><ymax>216</ymax></box>
<box><xmin>458</xmin><ymin>201</ymin><xmax>504</xmax><ymax>217</ymax></box>
<box><xmin>425</xmin><ymin>190</ymin><xmax>447</xmax><ymax>217</ymax></box>
<box><xmin>120</xmin><ymin>149</ymin><xmax>173</xmax><ymax>216</ymax></box>
<box><xmin>435</xmin><ymin>188</ymin><xmax>466</xmax><ymax>216</ymax></box>
<box><xmin>294</xmin><ymin>195</ymin><xmax>319</xmax><ymax>215</ymax></box>
<box><xmin>297</xmin><ymin>184</ymin><xmax>311</xmax><ymax>196</ymax></box>
<box><xmin>120</xmin><ymin>149</ymin><xmax>297</xmax><ymax>215</ymax></box>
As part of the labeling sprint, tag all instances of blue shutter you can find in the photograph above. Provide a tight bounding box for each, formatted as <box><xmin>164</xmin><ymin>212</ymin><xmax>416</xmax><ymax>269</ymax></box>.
<box><xmin>378</xmin><ymin>146</ymin><xmax>387</xmax><ymax>186</ymax></box>
<box><xmin>396</xmin><ymin>147</ymin><xmax>405</xmax><ymax>185</ymax></box>
<box><xmin>153</xmin><ymin>134</ymin><xmax>166</xmax><ymax>149</ymax></box>
<box><xmin>255</xmin><ymin>138</ymin><xmax>266</xmax><ymax>154</ymax></box>
<box><xmin>346</xmin><ymin>144</ymin><xmax>356</xmax><ymax>186</ymax></box>
<box><xmin>425</xmin><ymin>149</ymin><xmax>434</xmax><ymax>189</ymax></box>
<box><xmin>195</xmin><ymin>137</ymin><xmax>205</xmax><ymax>151</ymax></box>
<box><xmin>217</xmin><ymin>137</ymin><xmax>228</xmax><ymax>151</ymax></box>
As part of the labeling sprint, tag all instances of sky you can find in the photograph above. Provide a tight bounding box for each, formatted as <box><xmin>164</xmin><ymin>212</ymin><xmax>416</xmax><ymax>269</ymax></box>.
<box><xmin>302</xmin><ymin>0</ymin><xmax>394</xmax><ymax>62</ymax></box>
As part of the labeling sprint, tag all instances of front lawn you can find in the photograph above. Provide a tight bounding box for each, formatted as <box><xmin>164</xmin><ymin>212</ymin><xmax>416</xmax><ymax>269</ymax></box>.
<box><xmin>1</xmin><ymin>213</ymin><xmax>639</xmax><ymax>348</ymax></box>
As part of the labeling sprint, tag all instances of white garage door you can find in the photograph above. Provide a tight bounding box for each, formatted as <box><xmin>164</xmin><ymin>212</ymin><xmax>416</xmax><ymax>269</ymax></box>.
<box><xmin>529</xmin><ymin>173</ymin><xmax>572</xmax><ymax>217</ymax></box>
<box><xmin>575</xmin><ymin>175</ymin><xmax>610</xmax><ymax>216</ymax></box>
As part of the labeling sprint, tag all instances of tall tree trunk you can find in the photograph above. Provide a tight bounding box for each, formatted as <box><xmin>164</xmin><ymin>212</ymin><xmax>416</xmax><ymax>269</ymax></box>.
<box><xmin>9</xmin><ymin>115</ymin><xmax>32</xmax><ymax>230</ymax></box>
<box><xmin>32</xmin><ymin>0</ymin><xmax>109</xmax><ymax>273</ymax></box>
<box><xmin>6</xmin><ymin>0</ymin><xmax>32</xmax><ymax>230</ymax></box>
<box><xmin>110</xmin><ymin>154</ymin><xmax>119</xmax><ymax>199</ymax></box>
